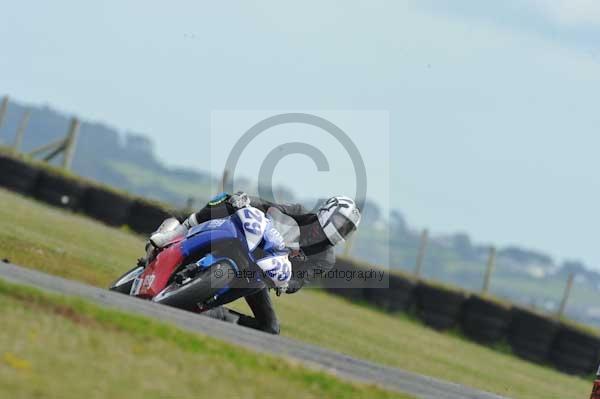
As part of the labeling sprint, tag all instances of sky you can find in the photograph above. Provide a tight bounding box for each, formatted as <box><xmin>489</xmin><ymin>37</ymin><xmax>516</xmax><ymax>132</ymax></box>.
<box><xmin>1</xmin><ymin>1</ymin><xmax>600</xmax><ymax>268</ymax></box>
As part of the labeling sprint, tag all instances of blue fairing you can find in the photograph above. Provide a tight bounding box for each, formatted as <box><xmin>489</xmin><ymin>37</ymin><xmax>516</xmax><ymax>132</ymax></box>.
<box><xmin>196</xmin><ymin>253</ymin><xmax>239</xmax><ymax>273</ymax></box>
<box><xmin>181</xmin><ymin>218</ymin><xmax>243</xmax><ymax>258</ymax></box>
<box><xmin>173</xmin><ymin>208</ymin><xmax>292</xmax><ymax>310</ymax></box>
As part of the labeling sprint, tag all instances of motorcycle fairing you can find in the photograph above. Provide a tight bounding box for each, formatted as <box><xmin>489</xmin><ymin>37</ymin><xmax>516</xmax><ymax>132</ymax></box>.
<box><xmin>236</xmin><ymin>206</ymin><xmax>269</xmax><ymax>252</ymax></box>
<box><xmin>135</xmin><ymin>242</ymin><xmax>185</xmax><ymax>298</ymax></box>
<box><xmin>181</xmin><ymin>218</ymin><xmax>242</xmax><ymax>258</ymax></box>
<box><xmin>133</xmin><ymin>205</ymin><xmax>292</xmax><ymax>303</ymax></box>
<box><xmin>137</xmin><ymin>217</ymin><xmax>244</xmax><ymax>299</ymax></box>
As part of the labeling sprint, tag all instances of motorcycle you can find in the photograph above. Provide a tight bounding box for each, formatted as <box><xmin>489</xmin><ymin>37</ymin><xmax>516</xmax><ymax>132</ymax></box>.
<box><xmin>109</xmin><ymin>205</ymin><xmax>292</xmax><ymax>312</ymax></box>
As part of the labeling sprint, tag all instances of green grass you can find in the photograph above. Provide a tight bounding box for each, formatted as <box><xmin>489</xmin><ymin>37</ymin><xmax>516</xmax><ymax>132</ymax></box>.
<box><xmin>233</xmin><ymin>292</ymin><xmax>593</xmax><ymax>399</ymax></box>
<box><xmin>0</xmin><ymin>188</ymin><xmax>593</xmax><ymax>399</ymax></box>
<box><xmin>0</xmin><ymin>279</ymin><xmax>406</xmax><ymax>399</ymax></box>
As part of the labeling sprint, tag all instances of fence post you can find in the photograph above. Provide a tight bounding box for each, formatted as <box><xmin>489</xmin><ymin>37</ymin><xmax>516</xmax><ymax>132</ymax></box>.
<box><xmin>185</xmin><ymin>197</ymin><xmax>195</xmax><ymax>212</ymax></box>
<box><xmin>62</xmin><ymin>118</ymin><xmax>80</xmax><ymax>170</ymax></box>
<box><xmin>220</xmin><ymin>169</ymin><xmax>229</xmax><ymax>193</ymax></box>
<box><xmin>557</xmin><ymin>272</ymin><xmax>575</xmax><ymax>319</ymax></box>
<box><xmin>343</xmin><ymin>230</ymin><xmax>356</xmax><ymax>258</ymax></box>
<box><xmin>414</xmin><ymin>228</ymin><xmax>429</xmax><ymax>278</ymax></box>
<box><xmin>0</xmin><ymin>96</ymin><xmax>9</xmax><ymax>140</ymax></box>
<box><xmin>13</xmin><ymin>109</ymin><xmax>31</xmax><ymax>152</ymax></box>
<box><xmin>482</xmin><ymin>246</ymin><xmax>496</xmax><ymax>295</ymax></box>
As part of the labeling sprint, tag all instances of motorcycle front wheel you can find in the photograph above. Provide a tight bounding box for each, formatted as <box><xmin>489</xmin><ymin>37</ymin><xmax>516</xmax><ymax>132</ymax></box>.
<box><xmin>109</xmin><ymin>265</ymin><xmax>145</xmax><ymax>295</ymax></box>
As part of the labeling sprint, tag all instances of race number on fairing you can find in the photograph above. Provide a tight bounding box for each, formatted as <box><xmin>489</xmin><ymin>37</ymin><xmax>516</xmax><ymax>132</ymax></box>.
<box><xmin>235</xmin><ymin>206</ymin><xmax>269</xmax><ymax>251</ymax></box>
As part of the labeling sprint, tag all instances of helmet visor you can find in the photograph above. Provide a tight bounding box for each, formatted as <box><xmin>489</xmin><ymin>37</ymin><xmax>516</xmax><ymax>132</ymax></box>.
<box><xmin>331</xmin><ymin>213</ymin><xmax>356</xmax><ymax>239</ymax></box>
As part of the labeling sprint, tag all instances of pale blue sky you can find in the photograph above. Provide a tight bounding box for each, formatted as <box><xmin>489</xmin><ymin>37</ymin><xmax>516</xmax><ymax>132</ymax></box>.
<box><xmin>1</xmin><ymin>1</ymin><xmax>600</xmax><ymax>268</ymax></box>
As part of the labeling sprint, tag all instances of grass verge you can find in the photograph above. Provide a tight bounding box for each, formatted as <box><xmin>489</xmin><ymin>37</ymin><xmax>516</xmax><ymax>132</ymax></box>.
<box><xmin>0</xmin><ymin>279</ymin><xmax>408</xmax><ymax>399</ymax></box>
<box><xmin>0</xmin><ymin>188</ymin><xmax>592</xmax><ymax>399</ymax></box>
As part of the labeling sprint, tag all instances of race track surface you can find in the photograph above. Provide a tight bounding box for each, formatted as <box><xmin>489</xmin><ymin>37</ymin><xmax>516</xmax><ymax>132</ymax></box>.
<box><xmin>0</xmin><ymin>262</ymin><xmax>508</xmax><ymax>399</ymax></box>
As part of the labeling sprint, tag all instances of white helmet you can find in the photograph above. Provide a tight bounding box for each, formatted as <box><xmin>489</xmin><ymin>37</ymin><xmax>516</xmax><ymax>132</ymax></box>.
<box><xmin>317</xmin><ymin>196</ymin><xmax>361</xmax><ymax>246</ymax></box>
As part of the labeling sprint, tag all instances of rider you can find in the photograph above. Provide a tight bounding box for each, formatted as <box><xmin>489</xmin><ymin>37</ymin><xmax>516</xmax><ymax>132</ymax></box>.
<box><xmin>147</xmin><ymin>192</ymin><xmax>361</xmax><ymax>334</ymax></box>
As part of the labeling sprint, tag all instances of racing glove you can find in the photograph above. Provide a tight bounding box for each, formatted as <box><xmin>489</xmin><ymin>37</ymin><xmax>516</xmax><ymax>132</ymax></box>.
<box><xmin>228</xmin><ymin>191</ymin><xmax>251</xmax><ymax>209</ymax></box>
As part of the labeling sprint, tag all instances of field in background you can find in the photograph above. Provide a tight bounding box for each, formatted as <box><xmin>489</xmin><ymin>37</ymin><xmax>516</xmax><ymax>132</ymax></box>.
<box><xmin>0</xmin><ymin>187</ymin><xmax>591</xmax><ymax>399</ymax></box>
<box><xmin>0</xmin><ymin>280</ymin><xmax>404</xmax><ymax>399</ymax></box>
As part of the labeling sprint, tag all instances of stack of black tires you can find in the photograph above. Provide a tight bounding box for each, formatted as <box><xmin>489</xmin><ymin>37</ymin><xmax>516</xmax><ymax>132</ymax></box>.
<box><xmin>83</xmin><ymin>185</ymin><xmax>134</xmax><ymax>227</ymax></box>
<box><xmin>461</xmin><ymin>295</ymin><xmax>512</xmax><ymax>344</ymax></box>
<box><xmin>508</xmin><ymin>307</ymin><xmax>560</xmax><ymax>363</ymax></box>
<box><xmin>363</xmin><ymin>272</ymin><xmax>416</xmax><ymax>313</ymax></box>
<box><xmin>550</xmin><ymin>324</ymin><xmax>600</xmax><ymax>375</ymax></box>
<box><xmin>126</xmin><ymin>199</ymin><xmax>172</xmax><ymax>235</ymax></box>
<box><xmin>34</xmin><ymin>169</ymin><xmax>88</xmax><ymax>211</ymax></box>
<box><xmin>0</xmin><ymin>152</ymin><xmax>172</xmax><ymax>234</ymax></box>
<box><xmin>415</xmin><ymin>281</ymin><xmax>467</xmax><ymax>330</ymax></box>
<box><xmin>0</xmin><ymin>154</ymin><xmax>40</xmax><ymax>195</ymax></box>
<box><xmin>321</xmin><ymin>258</ymin><xmax>369</xmax><ymax>302</ymax></box>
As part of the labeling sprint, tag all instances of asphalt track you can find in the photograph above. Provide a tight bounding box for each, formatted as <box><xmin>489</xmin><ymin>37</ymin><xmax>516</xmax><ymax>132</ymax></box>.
<box><xmin>0</xmin><ymin>262</ymin><xmax>508</xmax><ymax>399</ymax></box>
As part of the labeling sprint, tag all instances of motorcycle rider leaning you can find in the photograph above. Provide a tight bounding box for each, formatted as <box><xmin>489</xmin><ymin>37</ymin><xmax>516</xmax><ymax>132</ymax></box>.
<box><xmin>146</xmin><ymin>192</ymin><xmax>361</xmax><ymax>334</ymax></box>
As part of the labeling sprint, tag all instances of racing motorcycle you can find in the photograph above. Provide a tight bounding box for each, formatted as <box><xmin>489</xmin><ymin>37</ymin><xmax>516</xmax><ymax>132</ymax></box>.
<box><xmin>109</xmin><ymin>205</ymin><xmax>292</xmax><ymax>312</ymax></box>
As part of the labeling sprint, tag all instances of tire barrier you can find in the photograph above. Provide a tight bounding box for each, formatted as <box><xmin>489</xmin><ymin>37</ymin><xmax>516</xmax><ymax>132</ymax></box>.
<box><xmin>83</xmin><ymin>185</ymin><xmax>133</xmax><ymax>227</ymax></box>
<box><xmin>127</xmin><ymin>199</ymin><xmax>172</xmax><ymax>235</ymax></box>
<box><xmin>550</xmin><ymin>324</ymin><xmax>600</xmax><ymax>375</ymax></box>
<box><xmin>415</xmin><ymin>282</ymin><xmax>467</xmax><ymax>330</ymax></box>
<box><xmin>0</xmin><ymin>154</ymin><xmax>40</xmax><ymax>195</ymax></box>
<box><xmin>321</xmin><ymin>258</ymin><xmax>369</xmax><ymax>302</ymax></box>
<box><xmin>0</xmin><ymin>151</ymin><xmax>168</xmax><ymax>233</ymax></box>
<box><xmin>364</xmin><ymin>272</ymin><xmax>416</xmax><ymax>313</ymax></box>
<box><xmin>509</xmin><ymin>307</ymin><xmax>559</xmax><ymax>363</ymax></box>
<box><xmin>34</xmin><ymin>169</ymin><xmax>88</xmax><ymax>211</ymax></box>
<box><xmin>461</xmin><ymin>295</ymin><xmax>512</xmax><ymax>344</ymax></box>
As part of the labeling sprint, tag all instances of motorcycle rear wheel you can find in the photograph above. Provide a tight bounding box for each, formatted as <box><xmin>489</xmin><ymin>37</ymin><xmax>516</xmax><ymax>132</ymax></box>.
<box><xmin>152</xmin><ymin>261</ymin><xmax>235</xmax><ymax>311</ymax></box>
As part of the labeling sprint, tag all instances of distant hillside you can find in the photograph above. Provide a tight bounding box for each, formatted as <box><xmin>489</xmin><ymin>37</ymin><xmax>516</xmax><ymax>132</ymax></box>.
<box><xmin>2</xmin><ymin>96</ymin><xmax>600</xmax><ymax>328</ymax></box>
<box><xmin>0</xmin><ymin>98</ymin><xmax>215</xmax><ymax>207</ymax></box>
